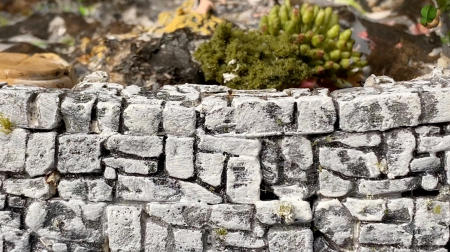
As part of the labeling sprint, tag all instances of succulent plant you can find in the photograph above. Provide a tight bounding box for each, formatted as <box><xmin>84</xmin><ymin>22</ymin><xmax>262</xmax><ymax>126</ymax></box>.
<box><xmin>194</xmin><ymin>1</ymin><xmax>367</xmax><ymax>90</ymax></box>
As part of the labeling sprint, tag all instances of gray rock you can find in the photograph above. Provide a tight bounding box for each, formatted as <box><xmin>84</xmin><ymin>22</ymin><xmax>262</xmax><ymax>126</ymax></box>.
<box><xmin>166</xmin><ymin>136</ymin><xmax>195</xmax><ymax>179</ymax></box>
<box><xmin>319</xmin><ymin>147</ymin><xmax>380</xmax><ymax>178</ymax></box>
<box><xmin>415</xmin><ymin>125</ymin><xmax>441</xmax><ymax>136</ymax></box>
<box><xmin>268</xmin><ymin>227</ymin><xmax>314</xmax><ymax>252</ymax></box>
<box><xmin>107</xmin><ymin>205</ymin><xmax>142</xmax><ymax>252</ymax></box>
<box><xmin>0</xmin><ymin>227</ymin><xmax>30</xmax><ymax>252</ymax></box>
<box><xmin>178</xmin><ymin>181</ymin><xmax>222</xmax><ymax>204</ymax></box>
<box><xmin>210</xmin><ymin>204</ymin><xmax>253</xmax><ymax>231</ymax></box>
<box><xmin>318</xmin><ymin>170</ymin><xmax>353</xmax><ymax>197</ymax></box>
<box><xmin>104</xmin><ymin>166</ymin><xmax>117</xmax><ymax>180</ymax></box>
<box><xmin>198</xmin><ymin>134</ymin><xmax>261</xmax><ymax>157</ymax></box>
<box><xmin>420</xmin><ymin>87</ymin><xmax>450</xmax><ymax>123</ymax></box>
<box><xmin>255</xmin><ymin>200</ymin><xmax>312</xmax><ymax>225</ymax></box>
<box><xmin>281</xmin><ymin>136</ymin><xmax>313</xmax><ymax>179</ymax></box>
<box><xmin>314</xmin><ymin>199</ymin><xmax>353</xmax><ymax>249</ymax></box>
<box><xmin>384</xmin><ymin>129</ymin><xmax>415</xmax><ymax>178</ymax></box>
<box><xmin>226</xmin><ymin>156</ymin><xmax>261</xmax><ymax>203</ymax></box>
<box><xmin>163</xmin><ymin>101</ymin><xmax>196</xmax><ymax>136</ymax></box>
<box><xmin>332</xmin><ymin>89</ymin><xmax>421</xmax><ymax>132</ymax></box>
<box><xmin>322</xmin><ymin>131</ymin><xmax>381</xmax><ymax>148</ymax></box>
<box><xmin>103</xmin><ymin>157</ymin><xmax>158</xmax><ymax>175</ymax></box>
<box><xmin>0</xmin><ymin>194</ymin><xmax>5</xmax><ymax>210</ymax></box>
<box><xmin>58</xmin><ymin>179</ymin><xmax>87</xmax><ymax>200</ymax></box>
<box><xmin>26</xmin><ymin>132</ymin><xmax>56</xmax><ymax>177</ymax></box>
<box><xmin>232</xmin><ymin>96</ymin><xmax>294</xmax><ymax>134</ymax></box>
<box><xmin>222</xmin><ymin>231</ymin><xmax>266</xmax><ymax>249</ymax></box>
<box><xmin>296</xmin><ymin>94</ymin><xmax>336</xmax><ymax>134</ymax></box>
<box><xmin>196</xmin><ymin>152</ymin><xmax>225</xmax><ymax>187</ymax></box>
<box><xmin>146</xmin><ymin>202</ymin><xmax>210</xmax><ymax>227</ymax></box>
<box><xmin>0</xmin><ymin>211</ymin><xmax>21</xmax><ymax>228</ymax></box>
<box><xmin>359</xmin><ymin>223</ymin><xmax>413</xmax><ymax>247</ymax></box>
<box><xmin>52</xmin><ymin>243</ymin><xmax>68</xmax><ymax>252</ymax></box>
<box><xmin>58</xmin><ymin>134</ymin><xmax>103</xmax><ymax>173</ymax></box>
<box><xmin>173</xmin><ymin>228</ymin><xmax>203</xmax><ymax>252</ymax></box>
<box><xmin>61</xmin><ymin>92</ymin><xmax>96</xmax><ymax>133</ymax></box>
<box><xmin>414</xmin><ymin>198</ymin><xmax>450</xmax><ymax>246</ymax></box>
<box><xmin>32</xmin><ymin>92</ymin><xmax>62</xmax><ymax>129</ymax></box>
<box><xmin>417</xmin><ymin>135</ymin><xmax>450</xmax><ymax>153</ymax></box>
<box><xmin>0</xmin><ymin>89</ymin><xmax>33</xmax><ymax>127</ymax></box>
<box><xmin>358</xmin><ymin>177</ymin><xmax>419</xmax><ymax>196</ymax></box>
<box><xmin>260</xmin><ymin>138</ymin><xmax>281</xmax><ymax>184</ymax></box>
<box><xmin>81</xmin><ymin>202</ymin><xmax>106</xmax><ymax>222</ymax></box>
<box><xmin>87</xmin><ymin>179</ymin><xmax>113</xmax><ymax>202</ymax></box>
<box><xmin>421</xmin><ymin>174</ymin><xmax>439</xmax><ymax>191</ymax></box>
<box><xmin>200</xmin><ymin>96</ymin><xmax>234</xmax><ymax>133</ymax></box>
<box><xmin>0</xmin><ymin>129</ymin><xmax>28</xmax><ymax>173</ymax></box>
<box><xmin>410</xmin><ymin>155</ymin><xmax>441</xmax><ymax>172</ymax></box>
<box><xmin>96</xmin><ymin>96</ymin><xmax>121</xmax><ymax>133</ymax></box>
<box><xmin>105</xmin><ymin>135</ymin><xmax>163</xmax><ymax>157</ymax></box>
<box><xmin>343</xmin><ymin>198</ymin><xmax>386</xmax><ymax>221</ymax></box>
<box><xmin>271</xmin><ymin>184</ymin><xmax>310</xmax><ymax>200</ymax></box>
<box><xmin>123</xmin><ymin>102</ymin><xmax>162</xmax><ymax>135</ymax></box>
<box><xmin>4</xmin><ymin>177</ymin><xmax>55</xmax><ymax>199</ymax></box>
<box><xmin>386</xmin><ymin>198</ymin><xmax>414</xmax><ymax>223</ymax></box>
<box><xmin>144</xmin><ymin>220</ymin><xmax>168</xmax><ymax>252</ymax></box>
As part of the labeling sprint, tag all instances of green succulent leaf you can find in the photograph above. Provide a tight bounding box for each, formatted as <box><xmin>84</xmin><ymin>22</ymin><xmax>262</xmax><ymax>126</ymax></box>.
<box><xmin>421</xmin><ymin>5</ymin><xmax>438</xmax><ymax>25</ymax></box>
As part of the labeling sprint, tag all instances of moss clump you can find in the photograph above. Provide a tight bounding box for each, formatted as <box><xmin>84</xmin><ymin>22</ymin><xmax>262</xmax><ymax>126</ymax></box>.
<box><xmin>0</xmin><ymin>113</ymin><xmax>13</xmax><ymax>134</ymax></box>
<box><xmin>194</xmin><ymin>23</ymin><xmax>312</xmax><ymax>90</ymax></box>
<box><xmin>194</xmin><ymin>1</ymin><xmax>367</xmax><ymax>90</ymax></box>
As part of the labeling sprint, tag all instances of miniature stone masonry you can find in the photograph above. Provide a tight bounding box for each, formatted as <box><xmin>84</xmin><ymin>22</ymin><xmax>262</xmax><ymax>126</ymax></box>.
<box><xmin>0</xmin><ymin>72</ymin><xmax>449</xmax><ymax>251</ymax></box>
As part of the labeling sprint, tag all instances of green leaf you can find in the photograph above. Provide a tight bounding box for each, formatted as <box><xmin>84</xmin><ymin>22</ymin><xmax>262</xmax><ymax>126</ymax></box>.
<box><xmin>421</xmin><ymin>5</ymin><xmax>438</xmax><ymax>25</ymax></box>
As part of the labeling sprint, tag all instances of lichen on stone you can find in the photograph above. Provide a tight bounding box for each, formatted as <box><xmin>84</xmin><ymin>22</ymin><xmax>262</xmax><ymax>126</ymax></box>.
<box><xmin>0</xmin><ymin>113</ymin><xmax>13</xmax><ymax>134</ymax></box>
<box><xmin>277</xmin><ymin>201</ymin><xmax>294</xmax><ymax>223</ymax></box>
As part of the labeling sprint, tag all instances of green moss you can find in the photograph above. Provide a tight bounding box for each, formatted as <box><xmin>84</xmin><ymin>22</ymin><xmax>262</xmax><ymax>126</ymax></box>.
<box><xmin>0</xmin><ymin>113</ymin><xmax>14</xmax><ymax>134</ymax></box>
<box><xmin>215</xmin><ymin>228</ymin><xmax>228</xmax><ymax>237</ymax></box>
<box><xmin>194</xmin><ymin>23</ymin><xmax>312</xmax><ymax>90</ymax></box>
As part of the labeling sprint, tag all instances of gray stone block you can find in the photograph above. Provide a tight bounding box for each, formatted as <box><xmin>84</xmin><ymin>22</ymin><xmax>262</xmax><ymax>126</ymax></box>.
<box><xmin>0</xmin><ymin>89</ymin><xmax>33</xmax><ymax>127</ymax></box>
<box><xmin>61</xmin><ymin>92</ymin><xmax>96</xmax><ymax>133</ymax></box>
<box><xmin>196</xmin><ymin>152</ymin><xmax>225</xmax><ymax>187</ymax></box>
<box><xmin>26</xmin><ymin>132</ymin><xmax>56</xmax><ymax>177</ymax></box>
<box><xmin>384</xmin><ymin>129</ymin><xmax>415</xmax><ymax>178</ymax></box>
<box><xmin>163</xmin><ymin>102</ymin><xmax>196</xmax><ymax>136</ymax></box>
<box><xmin>268</xmin><ymin>227</ymin><xmax>314</xmax><ymax>252</ymax></box>
<box><xmin>165</xmin><ymin>136</ymin><xmax>195</xmax><ymax>179</ymax></box>
<box><xmin>58</xmin><ymin>134</ymin><xmax>103</xmax><ymax>173</ymax></box>
<box><xmin>173</xmin><ymin>228</ymin><xmax>203</xmax><ymax>252</ymax></box>
<box><xmin>0</xmin><ymin>128</ymin><xmax>28</xmax><ymax>173</ymax></box>
<box><xmin>103</xmin><ymin>157</ymin><xmax>158</xmax><ymax>175</ymax></box>
<box><xmin>296</xmin><ymin>95</ymin><xmax>336</xmax><ymax>134</ymax></box>
<box><xmin>105</xmin><ymin>135</ymin><xmax>163</xmax><ymax>158</ymax></box>
<box><xmin>414</xmin><ymin>199</ymin><xmax>450</xmax><ymax>246</ymax></box>
<box><xmin>281</xmin><ymin>136</ymin><xmax>313</xmax><ymax>180</ymax></box>
<box><xmin>226</xmin><ymin>156</ymin><xmax>261</xmax><ymax>203</ymax></box>
<box><xmin>198</xmin><ymin>134</ymin><xmax>261</xmax><ymax>157</ymax></box>
<box><xmin>123</xmin><ymin>102</ymin><xmax>162</xmax><ymax>135</ymax></box>
<box><xmin>209</xmin><ymin>204</ymin><xmax>253</xmax><ymax>231</ymax></box>
<box><xmin>107</xmin><ymin>206</ymin><xmax>142</xmax><ymax>251</ymax></box>
<box><xmin>4</xmin><ymin>177</ymin><xmax>55</xmax><ymax>199</ymax></box>
<box><xmin>359</xmin><ymin>223</ymin><xmax>413</xmax><ymax>247</ymax></box>
<box><xmin>32</xmin><ymin>92</ymin><xmax>62</xmax><ymax>129</ymax></box>
<box><xmin>358</xmin><ymin>177</ymin><xmax>419</xmax><ymax>196</ymax></box>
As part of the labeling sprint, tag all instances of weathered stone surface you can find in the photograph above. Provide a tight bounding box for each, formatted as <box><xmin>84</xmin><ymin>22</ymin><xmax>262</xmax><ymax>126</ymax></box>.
<box><xmin>255</xmin><ymin>200</ymin><xmax>312</xmax><ymax>225</ymax></box>
<box><xmin>0</xmin><ymin>129</ymin><xmax>28</xmax><ymax>173</ymax></box>
<box><xmin>358</xmin><ymin>177</ymin><xmax>419</xmax><ymax>196</ymax></box>
<box><xmin>0</xmin><ymin>211</ymin><xmax>21</xmax><ymax>228</ymax></box>
<box><xmin>7</xmin><ymin>196</ymin><xmax>26</xmax><ymax>209</ymax></box>
<box><xmin>196</xmin><ymin>152</ymin><xmax>225</xmax><ymax>187</ymax></box>
<box><xmin>178</xmin><ymin>181</ymin><xmax>222</xmax><ymax>204</ymax></box>
<box><xmin>222</xmin><ymin>231</ymin><xmax>266</xmax><ymax>249</ymax></box>
<box><xmin>0</xmin><ymin>194</ymin><xmax>6</xmax><ymax>210</ymax></box>
<box><xmin>268</xmin><ymin>227</ymin><xmax>314</xmax><ymax>252</ymax></box>
<box><xmin>105</xmin><ymin>135</ymin><xmax>163</xmax><ymax>157</ymax></box>
<box><xmin>410</xmin><ymin>155</ymin><xmax>441</xmax><ymax>172</ymax></box>
<box><xmin>107</xmin><ymin>206</ymin><xmax>142</xmax><ymax>251</ymax></box>
<box><xmin>324</xmin><ymin>131</ymin><xmax>381</xmax><ymax>147</ymax></box>
<box><xmin>271</xmin><ymin>184</ymin><xmax>310</xmax><ymax>200</ymax></box>
<box><xmin>144</xmin><ymin>220</ymin><xmax>168</xmax><ymax>252</ymax></box>
<box><xmin>58</xmin><ymin>179</ymin><xmax>87</xmax><ymax>200</ymax></box>
<box><xmin>33</xmin><ymin>92</ymin><xmax>62</xmax><ymax>129</ymax></box>
<box><xmin>209</xmin><ymin>204</ymin><xmax>253</xmax><ymax>231</ymax></box>
<box><xmin>87</xmin><ymin>179</ymin><xmax>113</xmax><ymax>202</ymax></box>
<box><xmin>445</xmin><ymin>151</ymin><xmax>450</xmax><ymax>185</ymax></box>
<box><xmin>82</xmin><ymin>202</ymin><xmax>106</xmax><ymax>221</ymax></box>
<box><xmin>318</xmin><ymin>170</ymin><xmax>353</xmax><ymax>197</ymax></box>
<box><xmin>319</xmin><ymin>147</ymin><xmax>380</xmax><ymax>178</ymax></box>
<box><xmin>200</xmin><ymin>96</ymin><xmax>234</xmax><ymax>133</ymax></box>
<box><xmin>198</xmin><ymin>134</ymin><xmax>261</xmax><ymax>157</ymax></box>
<box><xmin>163</xmin><ymin>101</ymin><xmax>196</xmax><ymax>136</ymax></box>
<box><xmin>385</xmin><ymin>198</ymin><xmax>414</xmax><ymax>223</ymax></box>
<box><xmin>226</xmin><ymin>156</ymin><xmax>261</xmax><ymax>203</ymax></box>
<box><xmin>173</xmin><ymin>228</ymin><xmax>203</xmax><ymax>252</ymax></box>
<box><xmin>232</xmin><ymin>96</ymin><xmax>294</xmax><ymax>134</ymax></box>
<box><xmin>4</xmin><ymin>177</ymin><xmax>55</xmax><ymax>199</ymax></box>
<box><xmin>0</xmin><ymin>227</ymin><xmax>30</xmax><ymax>252</ymax></box>
<box><xmin>26</xmin><ymin>132</ymin><xmax>56</xmax><ymax>177</ymax></box>
<box><xmin>123</xmin><ymin>102</ymin><xmax>162</xmax><ymax>135</ymax></box>
<box><xmin>343</xmin><ymin>198</ymin><xmax>386</xmax><ymax>221</ymax></box>
<box><xmin>61</xmin><ymin>92</ymin><xmax>96</xmax><ymax>133</ymax></box>
<box><xmin>414</xmin><ymin>199</ymin><xmax>450</xmax><ymax>246</ymax></box>
<box><xmin>296</xmin><ymin>94</ymin><xmax>336</xmax><ymax>134</ymax></box>
<box><xmin>417</xmin><ymin>135</ymin><xmax>450</xmax><ymax>153</ymax></box>
<box><xmin>281</xmin><ymin>136</ymin><xmax>313</xmax><ymax>179</ymax></box>
<box><xmin>166</xmin><ymin>136</ymin><xmax>194</xmax><ymax>179</ymax></box>
<box><xmin>384</xmin><ymin>129</ymin><xmax>415</xmax><ymax>178</ymax></box>
<box><xmin>96</xmin><ymin>97</ymin><xmax>121</xmax><ymax>133</ymax></box>
<box><xmin>314</xmin><ymin>199</ymin><xmax>353</xmax><ymax>249</ymax></box>
<box><xmin>359</xmin><ymin>223</ymin><xmax>413</xmax><ymax>247</ymax></box>
<box><xmin>333</xmin><ymin>89</ymin><xmax>421</xmax><ymax>132</ymax></box>
<box><xmin>103</xmin><ymin>157</ymin><xmax>158</xmax><ymax>175</ymax></box>
<box><xmin>260</xmin><ymin>138</ymin><xmax>280</xmax><ymax>184</ymax></box>
<box><xmin>104</xmin><ymin>166</ymin><xmax>117</xmax><ymax>180</ymax></box>
<box><xmin>420</xmin><ymin>87</ymin><xmax>450</xmax><ymax>124</ymax></box>
<box><xmin>421</xmin><ymin>174</ymin><xmax>439</xmax><ymax>191</ymax></box>
<box><xmin>0</xmin><ymin>89</ymin><xmax>33</xmax><ymax>127</ymax></box>
<box><xmin>146</xmin><ymin>202</ymin><xmax>210</xmax><ymax>228</ymax></box>
<box><xmin>58</xmin><ymin>134</ymin><xmax>103</xmax><ymax>173</ymax></box>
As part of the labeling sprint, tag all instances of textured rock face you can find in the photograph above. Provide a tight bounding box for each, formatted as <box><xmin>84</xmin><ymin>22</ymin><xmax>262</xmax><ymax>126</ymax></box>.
<box><xmin>1</xmin><ymin>78</ymin><xmax>450</xmax><ymax>251</ymax></box>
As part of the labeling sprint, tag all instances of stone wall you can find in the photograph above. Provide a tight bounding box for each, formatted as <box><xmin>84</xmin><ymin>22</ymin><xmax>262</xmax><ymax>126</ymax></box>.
<box><xmin>0</xmin><ymin>74</ymin><xmax>449</xmax><ymax>252</ymax></box>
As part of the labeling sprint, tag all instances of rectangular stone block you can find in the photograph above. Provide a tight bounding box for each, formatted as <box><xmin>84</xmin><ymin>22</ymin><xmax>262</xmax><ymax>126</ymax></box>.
<box><xmin>357</xmin><ymin>177</ymin><xmax>419</xmax><ymax>196</ymax></box>
<box><xmin>209</xmin><ymin>204</ymin><xmax>253</xmax><ymax>231</ymax></box>
<box><xmin>0</xmin><ymin>129</ymin><xmax>28</xmax><ymax>173</ymax></box>
<box><xmin>123</xmin><ymin>102</ymin><xmax>162</xmax><ymax>135</ymax></box>
<box><xmin>31</xmin><ymin>92</ymin><xmax>62</xmax><ymax>129</ymax></box>
<box><xmin>95</xmin><ymin>94</ymin><xmax>121</xmax><ymax>133</ymax></box>
<box><xmin>105</xmin><ymin>135</ymin><xmax>163</xmax><ymax>158</ymax></box>
<box><xmin>107</xmin><ymin>206</ymin><xmax>142</xmax><ymax>252</ymax></box>
<box><xmin>103</xmin><ymin>157</ymin><xmax>158</xmax><ymax>175</ymax></box>
<box><xmin>343</xmin><ymin>198</ymin><xmax>386</xmax><ymax>221</ymax></box>
<box><xmin>359</xmin><ymin>223</ymin><xmax>412</xmax><ymax>247</ymax></box>
<box><xmin>144</xmin><ymin>220</ymin><xmax>168</xmax><ymax>252</ymax></box>
<box><xmin>384</xmin><ymin>129</ymin><xmax>415</xmax><ymax>178</ymax></box>
<box><xmin>232</xmin><ymin>96</ymin><xmax>294</xmax><ymax>134</ymax></box>
<box><xmin>196</xmin><ymin>152</ymin><xmax>225</xmax><ymax>187</ymax></box>
<box><xmin>414</xmin><ymin>199</ymin><xmax>450</xmax><ymax>246</ymax></box>
<box><xmin>26</xmin><ymin>132</ymin><xmax>56</xmax><ymax>177</ymax></box>
<box><xmin>268</xmin><ymin>227</ymin><xmax>313</xmax><ymax>252</ymax></box>
<box><xmin>200</xmin><ymin>96</ymin><xmax>234</xmax><ymax>133</ymax></box>
<box><xmin>198</xmin><ymin>134</ymin><xmax>261</xmax><ymax>157</ymax></box>
<box><xmin>332</xmin><ymin>88</ymin><xmax>421</xmax><ymax>132</ymax></box>
<box><xmin>226</xmin><ymin>156</ymin><xmax>261</xmax><ymax>203</ymax></box>
<box><xmin>61</xmin><ymin>92</ymin><xmax>96</xmax><ymax>133</ymax></box>
<box><xmin>146</xmin><ymin>202</ymin><xmax>210</xmax><ymax>228</ymax></box>
<box><xmin>296</xmin><ymin>95</ymin><xmax>336</xmax><ymax>134</ymax></box>
<box><xmin>58</xmin><ymin>134</ymin><xmax>103</xmax><ymax>174</ymax></box>
<box><xmin>420</xmin><ymin>87</ymin><xmax>450</xmax><ymax>124</ymax></box>
<box><xmin>117</xmin><ymin>175</ymin><xmax>181</xmax><ymax>202</ymax></box>
<box><xmin>173</xmin><ymin>228</ymin><xmax>203</xmax><ymax>252</ymax></box>
<box><xmin>163</xmin><ymin>101</ymin><xmax>196</xmax><ymax>136</ymax></box>
<box><xmin>0</xmin><ymin>89</ymin><xmax>33</xmax><ymax>127</ymax></box>
<box><xmin>165</xmin><ymin>136</ymin><xmax>194</xmax><ymax>179</ymax></box>
<box><xmin>281</xmin><ymin>136</ymin><xmax>313</xmax><ymax>179</ymax></box>
<box><xmin>4</xmin><ymin>177</ymin><xmax>55</xmax><ymax>199</ymax></box>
